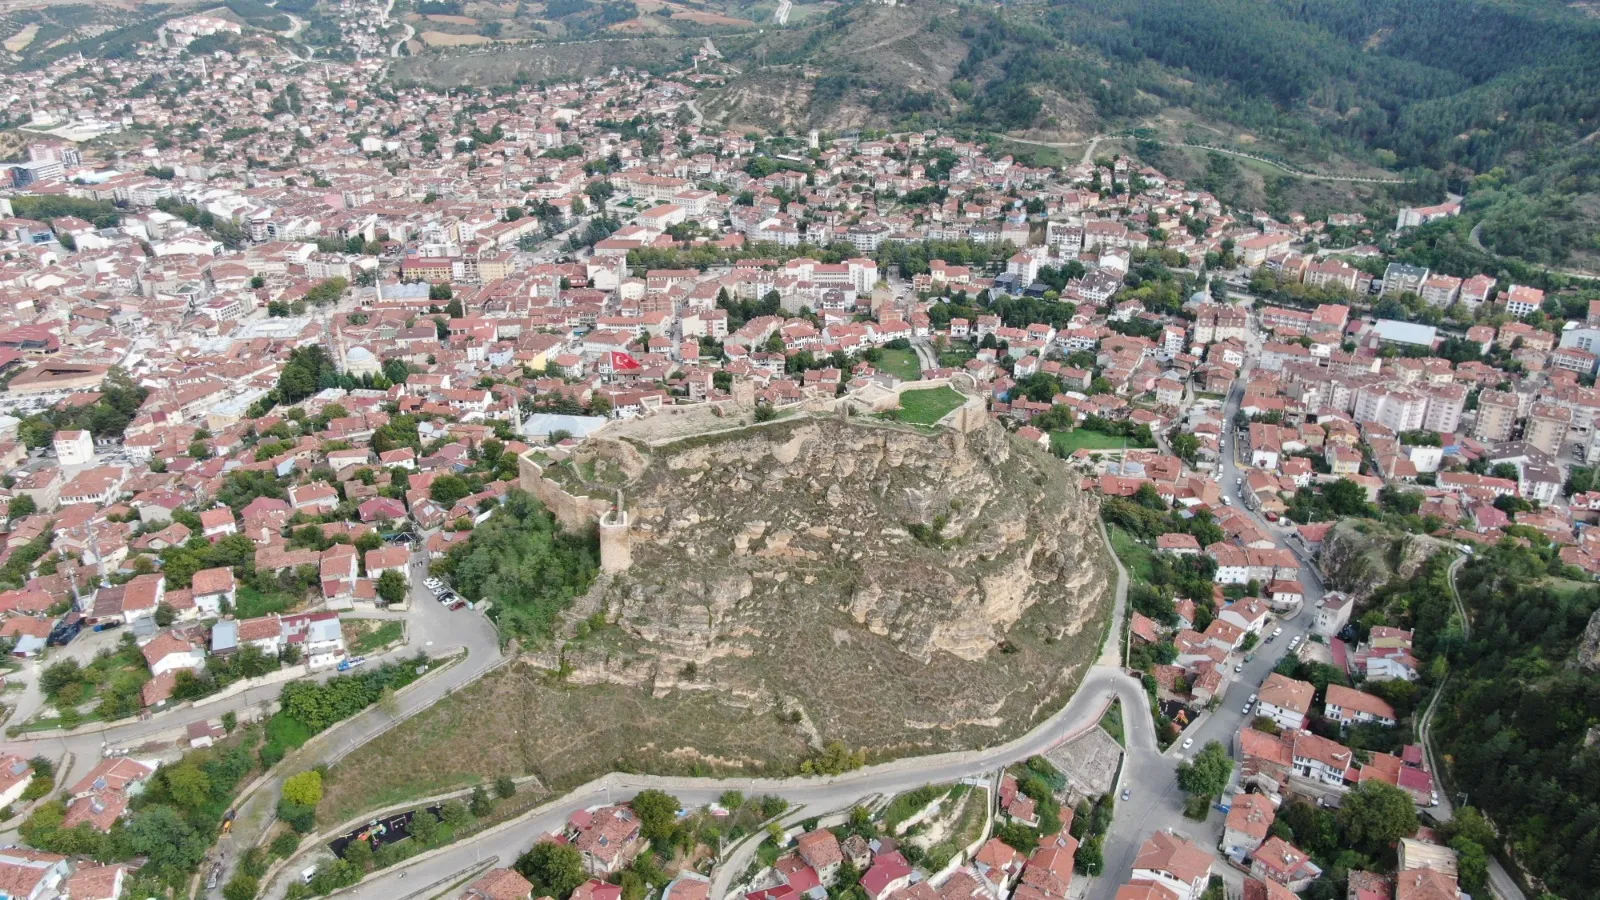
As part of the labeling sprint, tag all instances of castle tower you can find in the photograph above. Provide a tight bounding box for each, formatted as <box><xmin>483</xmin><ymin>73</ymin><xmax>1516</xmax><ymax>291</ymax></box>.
<box><xmin>599</xmin><ymin>490</ymin><xmax>632</xmax><ymax>574</ymax></box>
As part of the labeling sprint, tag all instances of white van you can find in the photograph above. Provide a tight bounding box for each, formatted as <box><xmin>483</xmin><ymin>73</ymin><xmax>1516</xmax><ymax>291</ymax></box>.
<box><xmin>302</xmin><ymin>866</ymin><xmax>318</xmax><ymax>885</ymax></box>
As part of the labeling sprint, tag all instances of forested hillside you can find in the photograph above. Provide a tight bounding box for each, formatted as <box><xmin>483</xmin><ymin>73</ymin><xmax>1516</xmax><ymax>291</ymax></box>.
<box><xmin>1063</xmin><ymin>0</ymin><xmax>1600</xmax><ymax>173</ymax></box>
<box><xmin>1368</xmin><ymin>545</ymin><xmax>1600</xmax><ymax>900</ymax></box>
<box><xmin>705</xmin><ymin>0</ymin><xmax>1600</xmax><ymax>264</ymax></box>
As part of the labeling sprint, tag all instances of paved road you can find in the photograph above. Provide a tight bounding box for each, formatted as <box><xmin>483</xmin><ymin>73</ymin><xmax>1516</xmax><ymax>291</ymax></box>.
<box><xmin>211</xmin><ymin>553</ymin><xmax>502</xmax><ymax>897</ymax></box>
<box><xmin>1415</xmin><ymin>555</ymin><xmax>1526</xmax><ymax>900</ymax></box>
<box><xmin>302</xmin><ymin>500</ymin><xmax>1156</xmax><ymax>900</ymax></box>
<box><xmin>290</xmin><ymin>371</ymin><xmax>1336</xmax><ymax>900</ymax></box>
<box><xmin>1097</xmin><ymin>376</ymin><xmax>1331</xmax><ymax>894</ymax></box>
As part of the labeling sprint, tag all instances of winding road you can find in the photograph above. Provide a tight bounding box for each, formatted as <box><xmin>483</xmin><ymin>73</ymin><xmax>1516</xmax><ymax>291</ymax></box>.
<box><xmin>285</xmin><ymin>493</ymin><xmax>1148</xmax><ymax>900</ymax></box>
<box><xmin>1413</xmin><ymin>553</ymin><xmax>1526</xmax><ymax>900</ymax></box>
<box><xmin>1468</xmin><ymin>221</ymin><xmax>1600</xmax><ymax>283</ymax></box>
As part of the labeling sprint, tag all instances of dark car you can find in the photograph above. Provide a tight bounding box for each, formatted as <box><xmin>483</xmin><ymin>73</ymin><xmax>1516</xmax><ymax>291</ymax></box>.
<box><xmin>47</xmin><ymin>615</ymin><xmax>82</xmax><ymax>647</ymax></box>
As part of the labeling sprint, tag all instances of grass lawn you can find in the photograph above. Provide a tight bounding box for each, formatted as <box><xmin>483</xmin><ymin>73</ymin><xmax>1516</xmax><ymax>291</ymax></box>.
<box><xmin>236</xmin><ymin>585</ymin><xmax>301</xmax><ymax>618</ymax></box>
<box><xmin>1108</xmin><ymin>525</ymin><xmax>1156</xmax><ymax>585</ymax></box>
<box><xmin>1539</xmin><ymin>577</ymin><xmax>1592</xmax><ymax>598</ymax></box>
<box><xmin>347</xmin><ymin>620</ymin><xmax>405</xmax><ymax>655</ymax></box>
<box><xmin>878</xmin><ymin>348</ymin><xmax>922</xmax><ymax>381</ymax></box>
<box><xmin>936</xmin><ymin>341</ymin><xmax>976</xmax><ymax>368</ymax></box>
<box><xmin>895</xmin><ymin>386</ymin><xmax>966</xmax><ymax>425</ymax></box>
<box><xmin>1049</xmin><ymin>428</ymin><xmax>1155</xmax><ymax>455</ymax></box>
<box><xmin>1099</xmin><ymin>700</ymin><xmax>1125</xmax><ymax>747</ymax></box>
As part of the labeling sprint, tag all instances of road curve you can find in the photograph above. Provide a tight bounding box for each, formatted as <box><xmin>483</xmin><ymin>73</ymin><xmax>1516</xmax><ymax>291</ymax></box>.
<box><xmin>299</xmin><ymin>507</ymin><xmax>1151</xmax><ymax>900</ymax></box>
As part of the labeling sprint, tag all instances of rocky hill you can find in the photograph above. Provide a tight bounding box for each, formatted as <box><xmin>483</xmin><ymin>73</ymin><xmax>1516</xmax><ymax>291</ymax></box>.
<box><xmin>1319</xmin><ymin>518</ymin><xmax>1452</xmax><ymax>601</ymax></box>
<box><xmin>536</xmin><ymin>412</ymin><xmax>1114</xmax><ymax>760</ymax></box>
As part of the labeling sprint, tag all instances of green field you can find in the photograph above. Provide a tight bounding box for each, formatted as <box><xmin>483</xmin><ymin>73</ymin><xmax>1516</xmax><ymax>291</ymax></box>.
<box><xmin>1108</xmin><ymin>525</ymin><xmax>1156</xmax><ymax>585</ymax></box>
<box><xmin>878</xmin><ymin>348</ymin><xmax>922</xmax><ymax>381</ymax></box>
<box><xmin>895</xmin><ymin>386</ymin><xmax>966</xmax><ymax>425</ymax></box>
<box><xmin>1049</xmin><ymin>428</ymin><xmax>1153</xmax><ymax>455</ymax></box>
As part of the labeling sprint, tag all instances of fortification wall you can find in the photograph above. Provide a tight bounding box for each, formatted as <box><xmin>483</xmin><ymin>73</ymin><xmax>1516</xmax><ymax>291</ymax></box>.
<box><xmin>516</xmin><ymin>454</ymin><xmax>613</xmax><ymax>532</ymax></box>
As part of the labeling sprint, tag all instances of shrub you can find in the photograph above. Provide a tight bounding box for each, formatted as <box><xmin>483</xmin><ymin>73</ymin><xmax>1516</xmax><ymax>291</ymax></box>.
<box><xmin>270</xmin><ymin>832</ymin><xmax>301</xmax><ymax>858</ymax></box>
<box><xmin>276</xmin><ymin>799</ymin><xmax>316</xmax><ymax>834</ymax></box>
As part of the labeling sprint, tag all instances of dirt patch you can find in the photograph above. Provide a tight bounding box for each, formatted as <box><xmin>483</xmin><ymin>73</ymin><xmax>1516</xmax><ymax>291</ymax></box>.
<box><xmin>419</xmin><ymin>29</ymin><xmax>494</xmax><ymax>45</ymax></box>
<box><xmin>1044</xmin><ymin>726</ymin><xmax>1122</xmax><ymax>800</ymax></box>
<box><xmin>424</xmin><ymin>12</ymin><xmax>479</xmax><ymax>24</ymax></box>
<box><xmin>3</xmin><ymin>22</ymin><xmax>38</xmax><ymax>52</ymax></box>
<box><xmin>320</xmin><ymin>660</ymin><xmax>812</xmax><ymax>823</ymax></box>
<box><xmin>632</xmin><ymin>0</ymin><xmax>755</xmax><ymax>24</ymax></box>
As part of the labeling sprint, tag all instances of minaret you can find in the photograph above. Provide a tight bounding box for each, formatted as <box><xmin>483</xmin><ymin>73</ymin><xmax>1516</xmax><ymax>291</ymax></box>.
<box><xmin>331</xmin><ymin>308</ymin><xmax>347</xmax><ymax>373</ymax></box>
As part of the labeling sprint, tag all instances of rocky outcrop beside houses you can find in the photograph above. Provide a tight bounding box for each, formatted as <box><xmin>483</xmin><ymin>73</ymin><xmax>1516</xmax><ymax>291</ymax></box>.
<box><xmin>1319</xmin><ymin>518</ymin><xmax>1452</xmax><ymax>600</ymax></box>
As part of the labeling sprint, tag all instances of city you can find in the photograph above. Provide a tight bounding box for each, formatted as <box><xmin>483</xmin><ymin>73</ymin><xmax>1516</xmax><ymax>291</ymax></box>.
<box><xmin>0</xmin><ymin>3</ymin><xmax>1589</xmax><ymax>900</ymax></box>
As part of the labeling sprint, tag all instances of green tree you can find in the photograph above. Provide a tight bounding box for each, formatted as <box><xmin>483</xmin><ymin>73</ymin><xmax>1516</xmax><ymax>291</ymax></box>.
<box><xmin>441</xmin><ymin>800</ymin><xmax>471</xmax><ymax>829</ymax></box>
<box><xmin>470</xmin><ymin>784</ymin><xmax>493</xmax><ymax>817</ymax></box>
<box><xmin>163</xmin><ymin>762</ymin><xmax>213</xmax><ymax>811</ymax></box>
<box><xmin>223</xmin><ymin>875</ymin><xmax>259</xmax><ymax>900</ymax></box>
<box><xmin>1176</xmin><ymin>741</ymin><xmax>1233</xmax><ymax>798</ymax></box>
<box><xmin>342</xmin><ymin>837</ymin><xmax>374</xmax><ymax>873</ymax></box>
<box><xmin>495</xmin><ymin>775</ymin><xmax>518</xmax><ymax>800</ymax></box>
<box><xmin>407</xmin><ymin>808</ymin><xmax>441</xmax><ymax>846</ymax></box>
<box><xmin>376</xmin><ymin>569</ymin><xmax>407</xmax><ymax>606</ymax></box>
<box><xmin>515</xmin><ymin>842</ymin><xmax>585</xmax><ymax>900</ymax></box>
<box><xmin>282</xmin><ymin>770</ymin><xmax>323</xmax><ymax>808</ymax></box>
<box><xmin>1338</xmin><ymin>781</ymin><xmax>1418</xmax><ymax>851</ymax></box>
<box><xmin>7</xmin><ymin>494</ymin><xmax>36</xmax><ymax>521</ymax></box>
<box><xmin>430</xmin><ymin>474</ymin><xmax>472</xmax><ymax>505</ymax></box>
<box><xmin>631</xmin><ymin>790</ymin><xmax>681</xmax><ymax>844</ymax></box>
<box><xmin>1322</xmin><ymin>478</ymin><xmax>1373</xmax><ymax>515</ymax></box>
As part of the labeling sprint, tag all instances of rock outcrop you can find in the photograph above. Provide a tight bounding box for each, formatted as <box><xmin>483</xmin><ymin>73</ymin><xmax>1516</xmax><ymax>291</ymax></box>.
<box><xmin>1320</xmin><ymin>518</ymin><xmax>1452</xmax><ymax>600</ymax></box>
<box><xmin>1579</xmin><ymin>608</ymin><xmax>1600</xmax><ymax>671</ymax></box>
<box><xmin>547</xmin><ymin>413</ymin><xmax>1113</xmax><ymax>756</ymax></box>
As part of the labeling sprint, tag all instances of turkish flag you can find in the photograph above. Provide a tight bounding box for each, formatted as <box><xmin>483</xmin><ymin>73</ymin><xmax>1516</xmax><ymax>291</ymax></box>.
<box><xmin>610</xmin><ymin>350</ymin><xmax>642</xmax><ymax>371</ymax></box>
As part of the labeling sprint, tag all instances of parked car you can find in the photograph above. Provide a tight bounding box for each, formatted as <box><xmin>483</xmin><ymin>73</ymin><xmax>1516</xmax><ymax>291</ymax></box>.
<box><xmin>1181</xmin><ymin>737</ymin><xmax>1194</xmax><ymax>750</ymax></box>
<box><xmin>1248</xmin><ymin>693</ymin><xmax>1258</xmax><ymax>704</ymax></box>
<box><xmin>448</xmin><ymin>599</ymin><xmax>468</xmax><ymax>611</ymax></box>
<box><xmin>92</xmin><ymin>620</ymin><xmax>122</xmax><ymax>633</ymax></box>
<box><xmin>337</xmin><ymin>656</ymin><xmax>367</xmax><ymax>672</ymax></box>
<box><xmin>1272</xmin><ymin>627</ymin><xmax>1283</xmax><ymax>637</ymax></box>
<box><xmin>1120</xmin><ymin>788</ymin><xmax>1131</xmax><ymax>801</ymax></box>
<box><xmin>424</xmin><ymin>577</ymin><xmax>442</xmax><ymax>589</ymax></box>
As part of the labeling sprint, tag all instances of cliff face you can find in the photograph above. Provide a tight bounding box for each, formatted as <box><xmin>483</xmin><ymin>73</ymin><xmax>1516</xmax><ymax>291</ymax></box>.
<box><xmin>1580</xmin><ymin>609</ymin><xmax>1600</xmax><ymax>671</ymax></box>
<box><xmin>546</xmin><ymin>414</ymin><xmax>1114</xmax><ymax>756</ymax></box>
<box><xmin>1320</xmin><ymin>518</ymin><xmax>1452</xmax><ymax>600</ymax></box>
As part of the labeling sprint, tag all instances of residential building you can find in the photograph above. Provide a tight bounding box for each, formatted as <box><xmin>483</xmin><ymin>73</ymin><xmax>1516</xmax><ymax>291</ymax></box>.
<box><xmin>1257</xmin><ymin>674</ymin><xmax>1315</xmax><ymax>731</ymax></box>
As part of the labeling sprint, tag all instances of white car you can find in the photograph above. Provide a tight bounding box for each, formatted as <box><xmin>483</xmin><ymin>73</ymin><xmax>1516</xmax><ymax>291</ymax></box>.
<box><xmin>1248</xmin><ymin>693</ymin><xmax>1258</xmax><ymax>704</ymax></box>
<box><xmin>424</xmin><ymin>578</ymin><xmax>442</xmax><ymax>589</ymax></box>
<box><xmin>1243</xmin><ymin>703</ymin><xmax>1253</xmax><ymax>715</ymax></box>
<box><xmin>1272</xmin><ymin>627</ymin><xmax>1283</xmax><ymax>637</ymax></box>
<box><xmin>1181</xmin><ymin>737</ymin><xmax>1194</xmax><ymax>750</ymax></box>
